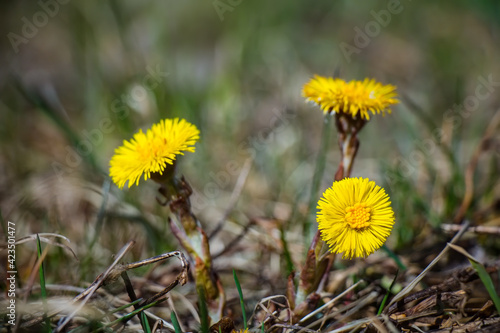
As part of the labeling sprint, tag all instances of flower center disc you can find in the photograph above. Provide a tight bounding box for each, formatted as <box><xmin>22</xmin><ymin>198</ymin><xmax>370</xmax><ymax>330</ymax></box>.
<box><xmin>345</xmin><ymin>202</ymin><xmax>371</xmax><ymax>229</ymax></box>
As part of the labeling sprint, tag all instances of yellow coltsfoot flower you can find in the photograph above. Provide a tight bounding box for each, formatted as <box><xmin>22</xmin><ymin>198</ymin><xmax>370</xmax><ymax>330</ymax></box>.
<box><xmin>109</xmin><ymin>118</ymin><xmax>200</xmax><ymax>189</ymax></box>
<box><xmin>302</xmin><ymin>75</ymin><xmax>398</xmax><ymax>120</ymax></box>
<box><xmin>317</xmin><ymin>177</ymin><xmax>395</xmax><ymax>259</ymax></box>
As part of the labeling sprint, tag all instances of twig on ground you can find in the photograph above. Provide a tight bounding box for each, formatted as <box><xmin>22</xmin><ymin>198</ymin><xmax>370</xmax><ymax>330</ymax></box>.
<box><xmin>20</xmin><ymin>242</ymin><xmax>189</xmax><ymax>331</ymax></box>
<box><xmin>298</xmin><ymin>280</ymin><xmax>364</xmax><ymax>324</ymax></box>
<box><xmin>386</xmin><ymin>263</ymin><xmax>500</xmax><ymax>316</ymax></box>
<box><xmin>55</xmin><ymin>241</ymin><xmax>135</xmax><ymax>331</ymax></box>
<box><xmin>441</xmin><ymin>223</ymin><xmax>500</xmax><ymax>235</ymax></box>
<box><xmin>1</xmin><ymin>233</ymin><xmax>78</xmax><ymax>260</ymax></box>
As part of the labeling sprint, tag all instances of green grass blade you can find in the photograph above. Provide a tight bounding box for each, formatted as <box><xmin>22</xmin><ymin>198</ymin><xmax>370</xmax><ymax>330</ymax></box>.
<box><xmin>470</xmin><ymin>262</ymin><xmax>500</xmax><ymax>313</ymax></box>
<box><xmin>197</xmin><ymin>286</ymin><xmax>209</xmax><ymax>333</ymax></box>
<box><xmin>448</xmin><ymin>243</ymin><xmax>500</xmax><ymax>314</ymax></box>
<box><xmin>381</xmin><ymin>244</ymin><xmax>407</xmax><ymax>270</ymax></box>
<box><xmin>36</xmin><ymin>234</ymin><xmax>51</xmax><ymax>330</ymax></box>
<box><xmin>109</xmin><ymin>298</ymin><xmax>143</xmax><ymax>314</ymax></box>
<box><xmin>140</xmin><ymin>311</ymin><xmax>152</xmax><ymax>333</ymax></box>
<box><xmin>100</xmin><ymin>299</ymin><xmax>160</xmax><ymax>330</ymax></box>
<box><xmin>89</xmin><ymin>298</ymin><xmax>143</xmax><ymax>329</ymax></box>
<box><xmin>171</xmin><ymin>311</ymin><xmax>183</xmax><ymax>333</ymax></box>
<box><xmin>377</xmin><ymin>270</ymin><xmax>399</xmax><ymax>315</ymax></box>
<box><xmin>233</xmin><ymin>269</ymin><xmax>247</xmax><ymax>329</ymax></box>
<box><xmin>280</xmin><ymin>224</ymin><xmax>295</xmax><ymax>276</ymax></box>
<box><xmin>36</xmin><ymin>234</ymin><xmax>47</xmax><ymax>300</ymax></box>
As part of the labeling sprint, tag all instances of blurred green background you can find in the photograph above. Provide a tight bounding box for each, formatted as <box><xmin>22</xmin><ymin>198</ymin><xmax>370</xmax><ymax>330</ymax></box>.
<box><xmin>1</xmin><ymin>0</ymin><xmax>499</xmax><ymax>283</ymax></box>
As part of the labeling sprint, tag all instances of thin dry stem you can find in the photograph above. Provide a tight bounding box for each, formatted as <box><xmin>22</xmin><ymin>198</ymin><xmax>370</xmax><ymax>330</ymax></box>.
<box><xmin>388</xmin><ymin>220</ymin><xmax>470</xmax><ymax>307</ymax></box>
<box><xmin>209</xmin><ymin>156</ymin><xmax>253</xmax><ymax>238</ymax></box>
<box><xmin>454</xmin><ymin>109</ymin><xmax>500</xmax><ymax>223</ymax></box>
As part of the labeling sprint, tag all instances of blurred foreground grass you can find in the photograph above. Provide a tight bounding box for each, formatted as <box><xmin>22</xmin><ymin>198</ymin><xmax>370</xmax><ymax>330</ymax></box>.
<box><xmin>1</xmin><ymin>1</ymin><xmax>500</xmax><ymax>331</ymax></box>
